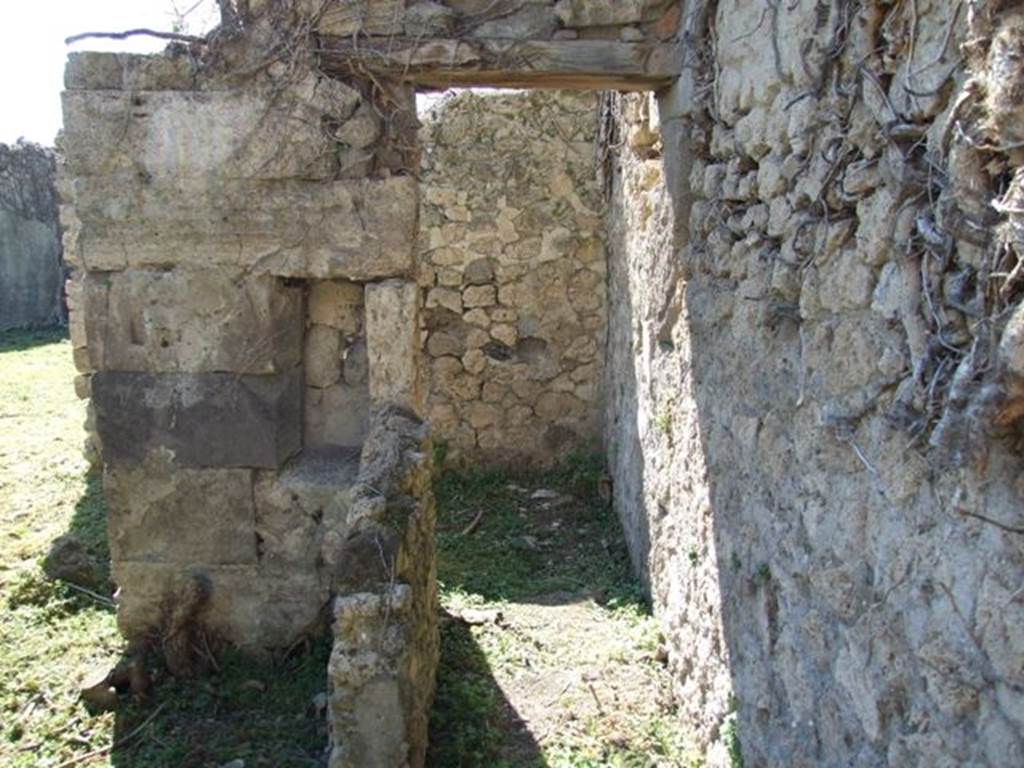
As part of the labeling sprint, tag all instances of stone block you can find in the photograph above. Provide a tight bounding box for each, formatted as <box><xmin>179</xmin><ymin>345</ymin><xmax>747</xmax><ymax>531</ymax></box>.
<box><xmin>304</xmin><ymin>0</ymin><xmax>405</xmax><ymax>36</ymax></box>
<box><xmin>61</xmin><ymin>76</ymin><xmax>359</xmax><ymax>179</ymax></box>
<box><xmin>92</xmin><ymin>371</ymin><xmax>301</xmax><ymax>468</ymax></box>
<box><xmin>426</xmin><ymin>287</ymin><xmax>463</xmax><ymax>314</ymax></box>
<box><xmin>553</xmin><ymin>0</ymin><xmax>672</xmax><ymax>27</ymax></box>
<box><xmin>64</xmin><ymin>52</ymin><xmax>196</xmax><ymax>91</ymax></box>
<box><xmin>306</xmin><ymin>326</ymin><xmax>344</xmax><ymax>388</ymax></box>
<box><xmin>82</xmin><ymin>270</ymin><xmax>302</xmax><ymax>374</ymax></box>
<box><xmin>463</xmin><ymin>285</ymin><xmax>496</xmax><ymax>308</ymax></box>
<box><xmin>469</xmin><ymin>2</ymin><xmax>558</xmax><ymax>39</ymax></box>
<box><xmin>111</xmin><ymin>561</ymin><xmax>328</xmax><ymax>650</ymax></box>
<box><xmin>306</xmin><ymin>382</ymin><xmax>372</xmax><ymax>448</ymax></box>
<box><xmin>105</xmin><ymin>461</ymin><xmax>257</xmax><ymax>565</ymax></box>
<box><xmin>69</xmin><ymin>176</ymin><xmax>417</xmax><ymax>279</ymax></box>
<box><xmin>309</xmin><ymin>281</ymin><xmax>364</xmax><ymax>334</ymax></box>
<box><xmin>366</xmin><ymin>280</ymin><xmax>424</xmax><ymax>413</ymax></box>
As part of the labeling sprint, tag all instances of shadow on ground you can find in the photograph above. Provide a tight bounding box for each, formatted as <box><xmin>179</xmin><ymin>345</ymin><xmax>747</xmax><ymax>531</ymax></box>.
<box><xmin>428</xmin><ymin>612</ymin><xmax>546</xmax><ymax>768</ymax></box>
<box><xmin>42</xmin><ymin>470</ymin><xmax>111</xmax><ymax>590</ymax></box>
<box><xmin>107</xmin><ymin>639</ymin><xmax>331</xmax><ymax>768</ymax></box>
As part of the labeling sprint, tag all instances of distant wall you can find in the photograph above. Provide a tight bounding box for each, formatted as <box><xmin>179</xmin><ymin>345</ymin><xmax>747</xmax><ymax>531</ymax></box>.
<box><xmin>418</xmin><ymin>90</ymin><xmax>607</xmax><ymax>466</ymax></box>
<box><xmin>0</xmin><ymin>141</ymin><xmax>61</xmax><ymax>329</ymax></box>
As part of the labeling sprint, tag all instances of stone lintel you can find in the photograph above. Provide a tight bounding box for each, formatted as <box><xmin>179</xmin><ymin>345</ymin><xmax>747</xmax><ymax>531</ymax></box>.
<box><xmin>68</xmin><ymin>176</ymin><xmax>417</xmax><ymax>279</ymax></box>
<box><xmin>92</xmin><ymin>370</ymin><xmax>302</xmax><ymax>469</ymax></box>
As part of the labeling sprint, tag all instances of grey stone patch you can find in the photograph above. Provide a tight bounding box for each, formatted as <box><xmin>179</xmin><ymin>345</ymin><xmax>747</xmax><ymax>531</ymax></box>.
<box><xmin>91</xmin><ymin>370</ymin><xmax>301</xmax><ymax>469</ymax></box>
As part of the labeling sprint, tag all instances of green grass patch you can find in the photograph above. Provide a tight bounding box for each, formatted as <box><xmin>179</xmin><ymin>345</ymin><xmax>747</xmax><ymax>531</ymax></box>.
<box><xmin>434</xmin><ymin>449</ymin><xmax>641</xmax><ymax>605</ymax></box>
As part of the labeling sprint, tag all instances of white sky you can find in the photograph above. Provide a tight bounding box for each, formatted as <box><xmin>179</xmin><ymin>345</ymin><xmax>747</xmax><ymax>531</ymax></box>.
<box><xmin>1</xmin><ymin>0</ymin><xmax>220</xmax><ymax>146</ymax></box>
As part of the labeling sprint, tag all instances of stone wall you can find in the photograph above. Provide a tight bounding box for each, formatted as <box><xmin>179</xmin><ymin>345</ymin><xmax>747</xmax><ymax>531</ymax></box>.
<box><xmin>607</xmin><ymin>1</ymin><xmax>1024</xmax><ymax>765</ymax></box>
<box><xmin>418</xmin><ymin>90</ymin><xmax>607</xmax><ymax>465</ymax></box>
<box><xmin>0</xmin><ymin>141</ymin><xmax>62</xmax><ymax>330</ymax></box>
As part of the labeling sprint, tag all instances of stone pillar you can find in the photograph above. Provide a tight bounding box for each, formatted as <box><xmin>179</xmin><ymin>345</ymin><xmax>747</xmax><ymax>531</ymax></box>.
<box><xmin>366</xmin><ymin>279</ymin><xmax>425</xmax><ymax>415</ymax></box>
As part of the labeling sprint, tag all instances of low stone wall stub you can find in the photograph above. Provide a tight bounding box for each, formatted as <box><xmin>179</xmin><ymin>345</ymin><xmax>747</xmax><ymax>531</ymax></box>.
<box><xmin>323</xmin><ymin>406</ymin><xmax>439</xmax><ymax>768</ymax></box>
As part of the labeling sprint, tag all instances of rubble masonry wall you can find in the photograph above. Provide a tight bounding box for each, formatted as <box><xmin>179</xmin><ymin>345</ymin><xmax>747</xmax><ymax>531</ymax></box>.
<box><xmin>607</xmin><ymin>1</ymin><xmax>1024</xmax><ymax>765</ymax></box>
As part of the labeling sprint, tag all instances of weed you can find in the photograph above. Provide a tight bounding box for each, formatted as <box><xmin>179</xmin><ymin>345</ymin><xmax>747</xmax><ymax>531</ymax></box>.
<box><xmin>429</xmin><ymin>449</ymin><xmax>690</xmax><ymax>767</ymax></box>
<box><xmin>753</xmin><ymin>563</ymin><xmax>772</xmax><ymax>588</ymax></box>
<box><xmin>656</xmin><ymin>409</ymin><xmax>673</xmax><ymax>438</ymax></box>
<box><xmin>722</xmin><ymin>715</ymin><xmax>745</xmax><ymax>768</ymax></box>
<box><xmin>432</xmin><ymin>437</ymin><xmax>450</xmax><ymax>469</ymax></box>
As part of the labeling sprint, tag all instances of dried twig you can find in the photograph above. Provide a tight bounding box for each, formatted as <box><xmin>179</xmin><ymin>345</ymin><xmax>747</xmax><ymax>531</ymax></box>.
<box><xmin>460</xmin><ymin>509</ymin><xmax>485</xmax><ymax>536</ymax></box>
<box><xmin>63</xmin><ymin>582</ymin><xmax>116</xmax><ymax>609</ymax></box>
<box><xmin>65</xmin><ymin>28</ymin><xmax>207</xmax><ymax>46</ymax></box>
<box><xmin>54</xmin><ymin>703</ymin><xmax>167</xmax><ymax>768</ymax></box>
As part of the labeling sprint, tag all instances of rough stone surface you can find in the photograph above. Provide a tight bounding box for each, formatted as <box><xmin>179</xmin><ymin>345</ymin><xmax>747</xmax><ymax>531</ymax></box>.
<box><xmin>606</xmin><ymin>2</ymin><xmax>1024</xmax><ymax>766</ymax></box>
<box><xmin>62</xmin><ymin>41</ymin><xmax>437</xmax><ymax>767</ymax></box>
<box><xmin>324</xmin><ymin>407</ymin><xmax>439</xmax><ymax>768</ymax></box>
<box><xmin>275</xmin><ymin>0</ymin><xmax>676</xmax><ymax>45</ymax></box>
<box><xmin>418</xmin><ymin>90</ymin><xmax>607</xmax><ymax>465</ymax></box>
<box><xmin>305</xmin><ymin>281</ymin><xmax>371</xmax><ymax>449</ymax></box>
<box><xmin>365</xmin><ymin>280</ymin><xmax>424</xmax><ymax>415</ymax></box>
<box><xmin>91</xmin><ymin>370</ymin><xmax>302</xmax><ymax>469</ymax></box>
<box><xmin>67</xmin><ymin>175</ymin><xmax>418</xmax><ymax>280</ymax></box>
<box><xmin>0</xmin><ymin>141</ymin><xmax>62</xmax><ymax>329</ymax></box>
<box><xmin>63</xmin><ymin>5</ymin><xmax>1024</xmax><ymax>767</ymax></box>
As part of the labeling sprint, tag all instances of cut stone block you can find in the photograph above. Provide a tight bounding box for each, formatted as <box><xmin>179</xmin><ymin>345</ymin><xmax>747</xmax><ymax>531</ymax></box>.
<box><xmin>68</xmin><ymin>176</ymin><xmax>417</xmax><ymax>279</ymax></box>
<box><xmin>306</xmin><ymin>326</ymin><xmax>344</xmax><ymax>388</ymax></box>
<box><xmin>61</xmin><ymin>79</ymin><xmax>359</xmax><ymax>179</ymax></box>
<box><xmin>302</xmin><ymin>0</ymin><xmax>405</xmax><ymax>36</ymax></box>
<box><xmin>553</xmin><ymin>0</ymin><xmax>672</xmax><ymax>27</ymax></box>
<box><xmin>92</xmin><ymin>371</ymin><xmax>302</xmax><ymax>468</ymax></box>
<box><xmin>64</xmin><ymin>52</ymin><xmax>197</xmax><ymax>92</ymax></box>
<box><xmin>309</xmin><ymin>281</ymin><xmax>364</xmax><ymax>334</ymax></box>
<box><xmin>82</xmin><ymin>271</ymin><xmax>303</xmax><ymax>374</ymax></box>
<box><xmin>105</xmin><ymin>461</ymin><xmax>256</xmax><ymax>565</ymax></box>
<box><xmin>365</xmin><ymin>280</ymin><xmax>424</xmax><ymax>413</ymax></box>
<box><xmin>111</xmin><ymin>561</ymin><xmax>328</xmax><ymax>650</ymax></box>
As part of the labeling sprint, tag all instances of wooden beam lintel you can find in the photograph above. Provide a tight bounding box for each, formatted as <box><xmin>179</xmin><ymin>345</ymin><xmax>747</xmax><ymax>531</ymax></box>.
<box><xmin>317</xmin><ymin>37</ymin><xmax>680</xmax><ymax>92</ymax></box>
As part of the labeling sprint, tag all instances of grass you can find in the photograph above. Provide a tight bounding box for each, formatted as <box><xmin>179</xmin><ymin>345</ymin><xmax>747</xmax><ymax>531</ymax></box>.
<box><xmin>1</xmin><ymin>329</ymin><xmax>122</xmax><ymax>768</ymax></box>
<box><xmin>433</xmin><ymin>450</ymin><xmax>640</xmax><ymax>603</ymax></box>
<box><xmin>1</xmin><ymin>329</ymin><xmax>693</xmax><ymax>767</ymax></box>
